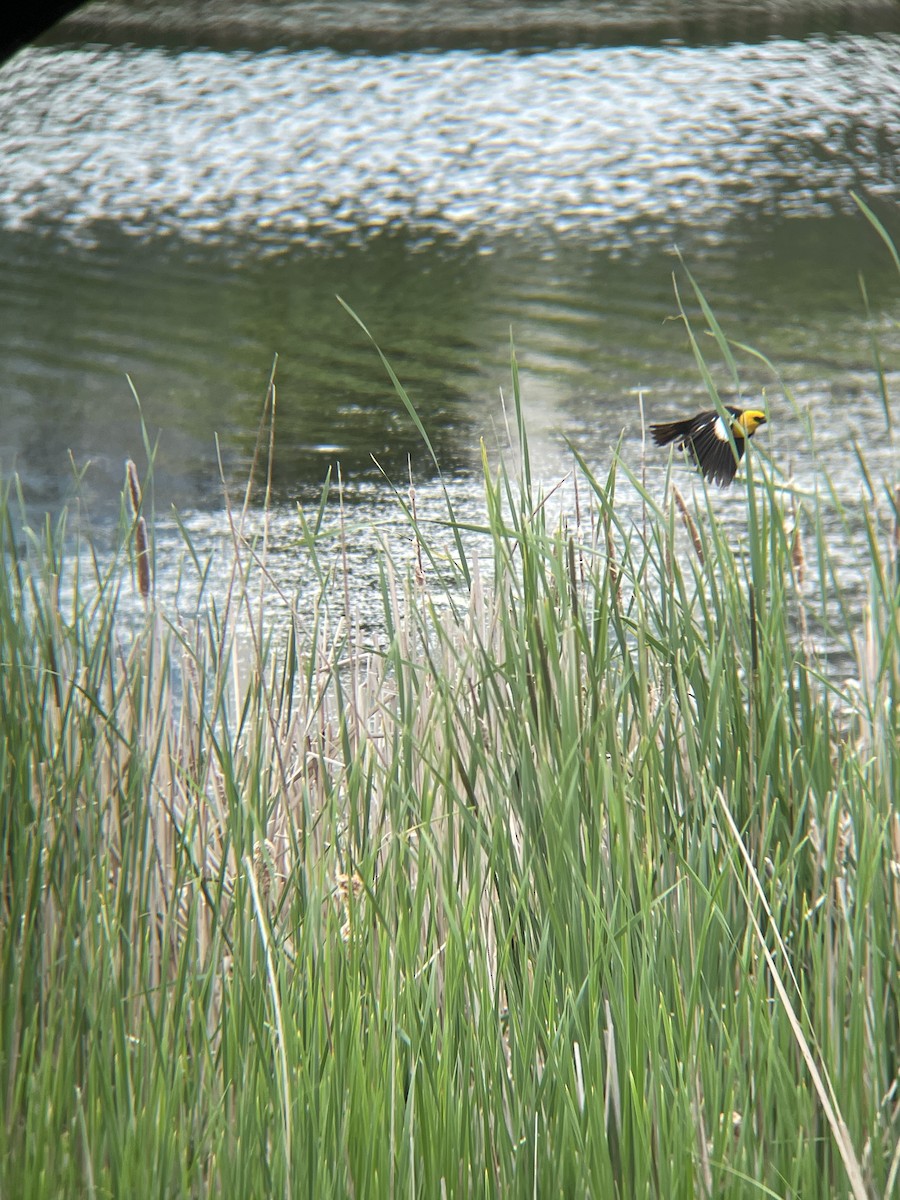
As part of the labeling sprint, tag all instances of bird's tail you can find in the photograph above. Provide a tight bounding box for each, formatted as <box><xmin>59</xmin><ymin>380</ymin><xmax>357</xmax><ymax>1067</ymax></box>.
<box><xmin>650</xmin><ymin>419</ymin><xmax>694</xmax><ymax>447</ymax></box>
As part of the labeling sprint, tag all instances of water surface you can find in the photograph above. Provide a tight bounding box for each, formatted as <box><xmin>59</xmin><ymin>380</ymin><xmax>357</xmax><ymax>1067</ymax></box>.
<box><xmin>1</xmin><ymin>7</ymin><xmax>898</xmax><ymax>644</ymax></box>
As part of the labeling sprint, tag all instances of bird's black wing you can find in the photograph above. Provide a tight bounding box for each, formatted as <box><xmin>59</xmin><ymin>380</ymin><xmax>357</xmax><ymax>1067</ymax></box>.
<box><xmin>688</xmin><ymin>415</ymin><xmax>744</xmax><ymax>486</ymax></box>
<box><xmin>651</xmin><ymin>418</ymin><xmax>695</xmax><ymax>447</ymax></box>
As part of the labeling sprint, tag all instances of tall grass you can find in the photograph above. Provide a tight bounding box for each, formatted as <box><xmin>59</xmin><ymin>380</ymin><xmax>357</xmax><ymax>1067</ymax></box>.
<box><xmin>1</xmin><ymin>290</ymin><xmax>898</xmax><ymax>1198</ymax></box>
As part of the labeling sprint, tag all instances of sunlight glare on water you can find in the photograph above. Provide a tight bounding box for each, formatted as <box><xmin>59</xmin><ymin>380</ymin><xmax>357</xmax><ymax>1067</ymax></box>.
<box><xmin>1</xmin><ymin>38</ymin><xmax>899</xmax><ymax>252</ymax></box>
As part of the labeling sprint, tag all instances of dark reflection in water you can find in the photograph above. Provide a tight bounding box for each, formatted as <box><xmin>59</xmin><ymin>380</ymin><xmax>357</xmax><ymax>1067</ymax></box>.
<box><xmin>3</xmin><ymin>215</ymin><xmax>897</xmax><ymax>521</ymax></box>
<box><xmin>47</xmin><ymin>0</ymin><xmax>900</xmax><ymax>54</ymax></box>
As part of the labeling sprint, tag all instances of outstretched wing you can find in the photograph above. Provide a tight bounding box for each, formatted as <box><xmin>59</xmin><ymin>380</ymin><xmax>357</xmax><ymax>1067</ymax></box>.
<box><xmin>687</xmin><ymin>413</ymin><xmax>744</xmax><ymax>486</ymax></box>
<box><xmin>651</xmin><ymin>417</ymin><xmax>695</xmax><ymax>447</ymax></box>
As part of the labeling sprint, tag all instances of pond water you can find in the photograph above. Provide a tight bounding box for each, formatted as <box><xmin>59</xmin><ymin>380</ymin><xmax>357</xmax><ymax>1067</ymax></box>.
<box><xmin>1</xmin><ymin>1</ymin><xmax>899</xmax><ymax>641</ymax></box>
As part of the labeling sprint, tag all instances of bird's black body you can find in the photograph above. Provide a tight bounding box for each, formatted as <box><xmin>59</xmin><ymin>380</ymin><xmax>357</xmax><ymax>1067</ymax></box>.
<box><xmin>650</xmin><ymin>405</ymin><xmax>766</xmax><ymax>487</ymax></box>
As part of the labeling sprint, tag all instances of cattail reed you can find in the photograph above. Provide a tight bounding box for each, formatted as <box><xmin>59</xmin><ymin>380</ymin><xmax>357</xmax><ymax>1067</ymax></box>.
<box><xmin>603</xmin><ymin>509</ymin><xmax>620</xmax><ymax>604</ymax></box>
<box><xmin>126</xmin><ymin>459</ymin><xmax>142</xmax><ymax>517</ymax></box>
<box><xmin>567</xmin><ymin>534</ymin><xmax>579</xmax><ymax>618</ymax></box>
<box><xmin>135</xmin><ymin>518</ymin><xmax>151</xmax><ymax>600</ymax></box>
<box><xmin>673</xmin><ymin>485</ymin><xmax>704</xmax><ymax>565</ymax></box>
<box><xmin>126</xmin><ymin>459</ymin><xmax>152</xmax><ymax>600</ymax></box>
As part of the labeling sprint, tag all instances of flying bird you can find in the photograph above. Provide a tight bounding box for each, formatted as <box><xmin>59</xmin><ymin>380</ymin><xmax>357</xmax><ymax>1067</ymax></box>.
<box><xmin>650</xmin><ymin>405</ymin><xmax>767</xmax><ymax>487</ymax></box>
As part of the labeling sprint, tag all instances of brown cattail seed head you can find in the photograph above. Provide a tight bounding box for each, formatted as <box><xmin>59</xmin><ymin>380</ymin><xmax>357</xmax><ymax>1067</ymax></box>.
<box><xmin>126</xmin><ymin>459</ymin><xmax>142</xmax><ymax>517</ymax></box>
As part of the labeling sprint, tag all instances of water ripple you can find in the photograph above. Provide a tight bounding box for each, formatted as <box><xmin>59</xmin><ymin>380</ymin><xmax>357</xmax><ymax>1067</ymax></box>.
<box><xmin>1</xmin><ymin>36</ymin><xmax>899</xmax><ymax>253</ymax></box>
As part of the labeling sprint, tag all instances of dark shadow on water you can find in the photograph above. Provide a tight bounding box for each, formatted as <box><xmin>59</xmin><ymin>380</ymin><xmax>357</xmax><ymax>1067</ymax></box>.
<box><xmin>44</xmin><ymin>0</ymin><xmax>900</xmax><ymax>55</ymax></box>
<box><xmin>2</xmin><ymin>205</ymin><xmax>899</xmax><ymax>526</ymax></box>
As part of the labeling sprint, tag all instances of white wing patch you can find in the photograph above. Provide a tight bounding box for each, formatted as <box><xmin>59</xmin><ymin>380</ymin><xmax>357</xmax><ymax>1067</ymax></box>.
<box><xmin>713</xmin><ymin>416</ymin><xmax>730</xmax><ymax>442</ymax></box>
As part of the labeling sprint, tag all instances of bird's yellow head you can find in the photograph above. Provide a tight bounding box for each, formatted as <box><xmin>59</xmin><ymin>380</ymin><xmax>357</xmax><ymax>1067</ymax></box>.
<box><xmin>734</xmin><ymin>409</ymin><xmax>767</xmax><ymax>438</ymax></box>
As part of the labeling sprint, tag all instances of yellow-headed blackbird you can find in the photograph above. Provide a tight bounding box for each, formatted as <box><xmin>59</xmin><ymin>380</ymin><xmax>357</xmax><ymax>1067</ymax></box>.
<box><xmin>651</xmin><ymin>405</ymin><xmax>767</xmax><ymax>487</ymax></box>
